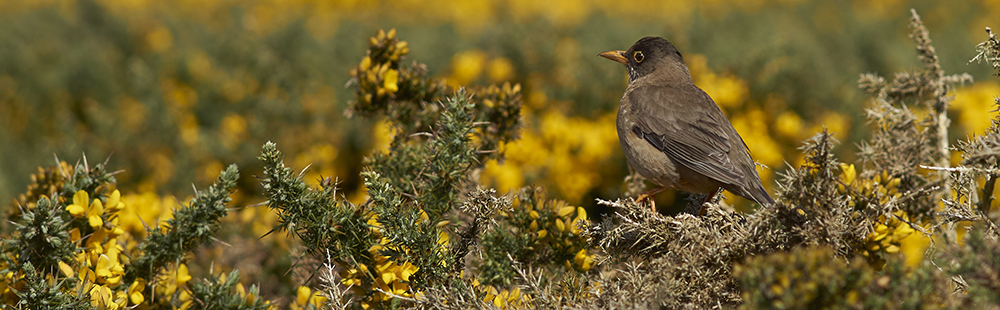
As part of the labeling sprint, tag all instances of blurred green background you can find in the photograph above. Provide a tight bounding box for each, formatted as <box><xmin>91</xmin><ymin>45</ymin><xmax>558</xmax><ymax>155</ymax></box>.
<box><xmin>2</xmin><ymin>0</ymin><xmax>999</xmax><ymax>296</ymax></box>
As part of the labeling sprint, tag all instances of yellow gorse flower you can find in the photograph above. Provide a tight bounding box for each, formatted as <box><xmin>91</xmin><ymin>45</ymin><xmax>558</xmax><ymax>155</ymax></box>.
<box><xmin>106</xmin><ymin>190</ymin><xmax>125</xmax><ymax>212</ymax></box>
<box><xmin>477</xmin><ymin>282</ymin><xmax>530</xmax><ymax>310</ymax></box>
<box><xmin>339</xmin><ymin>214</ymin><xmax>426</xmax><ymax>306</ymax></box>
<box><xmin>574</xmin><ymin>248</ymin><xmax>595</xmax><ymax>271</ymax></box>
<box><xmin>86</xmin><ymin>198</ymin><xmax>105</xmax><ymax>229</ymax></box>
<box><xmin>66</xmin><ymin>190</ymin><xmax>90</xmax><ymax>218</ymax></box>
<box><xmin>383</xmin><ymin>69</ymin><xmax>399</xmax><ymax>93</ymax></box>
<box><xmin>58</xmin><ymin>261</ymin><xmax>74</xmax><ymax>278</ymax></box>
<box><xmin>89</xmin><ymin>284</ymin><xmax>114</xmax><ymax>309</ymax></box>
<box><xmin>67</xmin><ymin>190</ymin><xmax>128</xmax><ymax>230</ymax></box>
<box><xmin>862</xmin><ymin>210</ymin><xmax>916</xmax><ymax>268</ymax></box>
<box><xmin>94</xmin><ymin>255</ymin><xmax>117</xmax><ymax>282</ymax></box>
<box><xmin>128</xmin><ymin>278</ymin><xmax>146</xmax><ymax>305</ymax></box>
<box><xmin>158</xmin><ymin>263</ymin><xmax>191</xmax><ymax>297</ymax></box>
<box><xmin>291</xmin><ymin>286</ymin><xmax>328</xmax><ymax>310</ymax></box>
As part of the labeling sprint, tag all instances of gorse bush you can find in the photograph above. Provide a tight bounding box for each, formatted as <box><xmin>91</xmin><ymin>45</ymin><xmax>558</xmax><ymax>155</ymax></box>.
<box><xmin>4</xmin><ymin>6</ymin><xmax>1000</xmax><ymax>310</ymax></box>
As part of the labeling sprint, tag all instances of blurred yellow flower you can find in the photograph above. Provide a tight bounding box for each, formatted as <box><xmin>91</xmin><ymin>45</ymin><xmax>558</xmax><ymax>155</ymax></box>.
<box><xmin>186</xmin><ymin>50</ymin><xmax>213</xmax><ymax>82</ymax></box>
<box><xmin>159</xmin><ymin>263</ymin><xmax>191</xmax><ymax>297</ymax></box>
<box><xmin>383</xmin><ymin>69</ymin><xmax>399</xmax><ymax>93</ymax></box>
<box><xmin>294</xmin><ymin>142</ymin><xmax>339</xmax><ymax>187</ymax></box>
<box><xmin>145</xmin><ymin>25</ymin><xmax>173</xmax><ymax>53</ymax></box>
<box><xmin>292</xmin><ymin>286</ymin><xmax>328</xmax><ymax>310</ymax></box>
<box><xmin>687</xmin><ymin>55</ymin><xmax>748</xmax><ymax>108</ymax></box>
<box><xmin>487</xmin><ymin>57</ymin><xmax>515</xmax><ymax>82</ymax></box>
<box><xmin>730</xmin><ymin>109</ymin><xmax>782</xmax><ymax>167</ymax></box>
<box><xmin>360</xmin><ymin>56</ymin><xmax>371</xmax><ymax>71</ymax></box>
<box><xmin>450</xmin><ymin>49</ymin><xmax>487</xmax><ymax>86</ymax></box>
<box><xmin>372</xmin><ymin>119</ymin><xmax>396</xmax><ymax>155</ymax></box>
<box><xmin>482</xmin><ymin>159</ymin><xmax>524</xmax><ymax>193</ymax></box>
<box><xmin>221</xmin><ymin>78</ymin><xmax>247</xmax><ymax>103</ymax></box>
<box><xmin>178</xmin><ymin>113</ymin><xmax>200</xmax><ymax>147</ymax></box>
<box><xmin>573</xmin><ymin>248</ymin><xmax>595</xmax><ymax>271</ymax></box>
<box><xmin>447</xmin><ymin>0</ymin><xmax>493</xmax><ymax>33</ymax></box>
<box><xmin>852</xmin><ymin>0</ymin><xmax>906</xmax><ymax>18</ymax></box>
<box><xmin>120</xmin><ymin>192</ymin><xmax>176</xmax><ymax>235</ymax></box>
<box><xmin>220</xmin><ymin>113</ymin><xmax>248</xmax><ymax>148</ymax></box>
<box><xmin>899</xmin><ymin>229</ymin><xmax>930</xmax><ymax>267</ymax></box>
<box><xmin>507</xmin><ymin>0</ymin><xmax>590</xmax><ymax>27</ymax></box>
<box><xmin>481</xmin><ymin>111</ymin><xmax>617</xmax><ymax>203</ymax></box>
<box><xmin>118</xmin><ymin>96</ymin><xmax>146</xmax><ymax>131</ymax></box>
<box><xmin>951</xmin><ymin>82</ymin><xmax>1000</xmax><ymax>136</ymax></box>
<box><xmin>810</xmin><ymin>111</ymin><xmax>849</xmax><ymax>141</ymax></box>
<box><xmin>775</xmin><ymin>111</ymin><xmax>803</xmax><ymax>139</ymax></box>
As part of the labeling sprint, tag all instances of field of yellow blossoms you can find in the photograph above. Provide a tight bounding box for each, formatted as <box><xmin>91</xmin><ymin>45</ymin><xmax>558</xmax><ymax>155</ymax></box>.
<box><xmin>2</xmin><ymin>0</ymin><xmax>1000</xmax><ymax>308</ymax></box>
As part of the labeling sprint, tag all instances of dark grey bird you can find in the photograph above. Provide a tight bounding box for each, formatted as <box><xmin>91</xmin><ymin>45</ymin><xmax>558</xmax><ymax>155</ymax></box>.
<box><xmin>600</xmin><ymin>36</ymin><xmax>774</xmax><ymax>214</ymax></box>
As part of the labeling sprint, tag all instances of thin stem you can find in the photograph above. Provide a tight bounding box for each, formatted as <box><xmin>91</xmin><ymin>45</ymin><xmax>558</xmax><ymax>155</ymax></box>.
<box><xmin>979</xmin><ymin>174</ymin><xmax>998</xmax><ymax>214</ymax></box>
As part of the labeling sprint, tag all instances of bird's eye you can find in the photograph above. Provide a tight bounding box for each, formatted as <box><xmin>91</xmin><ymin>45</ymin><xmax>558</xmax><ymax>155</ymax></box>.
<box><xmin>633</xmin><ymin>51</ymin><xmax>644</xmax><ymax>63</ymax></box>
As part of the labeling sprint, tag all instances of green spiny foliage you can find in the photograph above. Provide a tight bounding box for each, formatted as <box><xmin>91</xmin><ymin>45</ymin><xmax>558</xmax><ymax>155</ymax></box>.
<box><xmin>253</xmin><ymin>28</ymin><xmax>555</xmax><ymax>309</ymax></box>
<box><xmin>258</xmin><ymin>141</ymin><xmax>373</xmax><ymax>261</ymax></box>
<box><xmin>7</xmin><ymin>161</ymin><xmax>72</xmax><ymax>223</ymax></box>
<box><xmin>4</xmin><ymin>196</ymin><xmax>75</xmax><ymax>273</ymax></box>
<box><xmin>9</xmin><ymin>262</ymin><xmax>88</xmax><ymax>310</ymax></box>
<box><xmin>127</xmin><ymin>164</ymin><xmax>239</xmax><ymax>285</ymax></box>
<box><xmin>349</xmin><ymin>29</ymin><xmax>522</xmax><ymax>221</ymax></box>
<box><xmin>478</xmin><ymin>187</ymin><xmax>589</xmax><ymax>287</ymax></box>
<box><xmin>735</xmin><ymin>247</ymin><xmax>873</xmax><ymax>309</ymax></box>
<box><xmin>734</xmin><ymin>247</ymin><xmax>958</xmax><ymax>309</ymax></box>
<box><xmin>366</xmin><ymin>91</ymin><xmax>479</xmax><ymax>220</ymax></box>
<box><xmin>363</xmin><ymin>169</ymin><xmax>455</xmax><ymax>288</ymax></box>
<box><xmin>58</xmin><ymin>157</ymin><xmax>117</xmax><ymax>205</ymax></box>
<box><xmin>450</xmin><ymin>187</ymin><xmax>509</xmax><ymax>275</ymax></box>
<box><xmin>2</xmin><ymin>155</ymin><xmax>246</xmax><ymax>309</ymax></box>
<box><xmin>187</xmin><ymin>270</ymin><xmax>270</xmax><ymax>310</ymax></box>
<box><xmin>259</xmin><ymin>28</ymin><xmax>527</xmax><ymax>308</ymax></box>
<box><xmin>257</xmin><ymin>91</ymin><xmax>507</xmax><ymax>305</ymax></box>
<box><xmin>943</xmin><ymin>226</ymin><xmax>1000</xmax><ymax>306</ymax></box>
<box><xmin>258</xmin><ymin>141</ymin><xmax>391</xmax><ymax>307</ymax></box>
<box><xmin>347</xmin><ymin>28</ymin><xmax>449</xmax><ymax>131</ymax></box>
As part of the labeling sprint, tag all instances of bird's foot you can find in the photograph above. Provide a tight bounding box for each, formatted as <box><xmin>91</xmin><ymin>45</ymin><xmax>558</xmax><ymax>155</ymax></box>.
<box><xmin>636</xmin><ymin>187</ymin><xmax>666</xmax><ymax>213</ymax></box>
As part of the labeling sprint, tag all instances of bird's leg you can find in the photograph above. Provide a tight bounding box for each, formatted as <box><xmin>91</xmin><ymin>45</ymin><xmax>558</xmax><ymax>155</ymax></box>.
<box><xmin>636</xmin><ymin>187</ymin><xmax>665</xmax><ymax>213</ymax></box>
<box><xmin>697</xmin><ymin>188</ymin><xmax>723</xmax><ymax>217</ymax></box>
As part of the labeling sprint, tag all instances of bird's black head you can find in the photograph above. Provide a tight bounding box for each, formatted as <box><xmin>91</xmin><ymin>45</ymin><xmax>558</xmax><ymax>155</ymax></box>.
<box><xmin>600</xmin><ymin>36</ymin><xmax>685</xmax><ymax>83</ymax></box>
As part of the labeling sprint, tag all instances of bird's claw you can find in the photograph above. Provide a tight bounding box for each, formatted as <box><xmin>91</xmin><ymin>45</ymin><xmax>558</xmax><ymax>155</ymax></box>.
<box><xmin>636</xmin><ymin>187</ymin><xmax>665</xmax><ymax>213</ymax></box>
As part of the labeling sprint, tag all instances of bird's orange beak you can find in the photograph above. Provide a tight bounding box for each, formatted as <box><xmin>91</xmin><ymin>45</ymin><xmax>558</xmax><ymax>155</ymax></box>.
<box><xmin>599</xmin><ymin>50</ymin><xmax>628</xmax><ymax>65</ymax></box>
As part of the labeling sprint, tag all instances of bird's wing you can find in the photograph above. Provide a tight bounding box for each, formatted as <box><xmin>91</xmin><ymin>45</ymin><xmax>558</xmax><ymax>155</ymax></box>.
<box><xmin>626</xmin><ymin>84</ymin><xmax>747</xmax><ymax>186</ymax></box>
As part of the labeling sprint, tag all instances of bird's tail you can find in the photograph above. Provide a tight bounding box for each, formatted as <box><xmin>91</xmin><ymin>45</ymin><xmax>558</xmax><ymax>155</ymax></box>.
<box><xmin>726</xmin><ymin>181</ymin><xmax>774</xmax><ymax>207</ymax></box>
<box><xmin>747</xmin><ymin>182</ymin><xmax>774</xmax><ymax>206</ymax></box>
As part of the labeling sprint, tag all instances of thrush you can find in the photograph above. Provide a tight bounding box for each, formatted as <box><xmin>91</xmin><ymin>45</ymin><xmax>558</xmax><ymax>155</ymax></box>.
<box><xmin>600</xmin><ymin>36</ymin><xmax>774</xmax><ymax>215</ymax></box>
